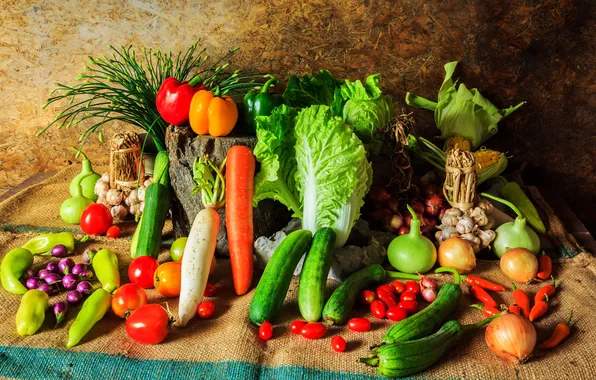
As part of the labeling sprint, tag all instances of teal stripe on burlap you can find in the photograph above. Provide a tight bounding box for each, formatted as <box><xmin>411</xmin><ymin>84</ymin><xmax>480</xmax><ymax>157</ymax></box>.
<box><xmin>0</xmin><ymin>224</ymin><xmax>82</xmax><ymax>235</ymax></box>
<box><xmin>0</xmin><ymin>346</ymin><xmax>384</xmax><ymax>380</ymax></box>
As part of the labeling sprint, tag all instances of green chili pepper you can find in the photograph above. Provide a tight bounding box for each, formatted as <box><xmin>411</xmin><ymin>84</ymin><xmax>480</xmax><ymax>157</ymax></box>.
<box><xmin>21</xmin><ymin>232</ymin><xmax>88</xmax><ymax>255</ymax></box>
<box><xmin>91</xmin><ymin>249</ymin><xmax>120</xmax><ymax>294</ymax></box>
<box><xmin>499</xmin><ymin>179</ymin><xmax>546</xmax><ymax>234</ymax></box>
<box><xmin>243</xmin><ymin>75</ymin><xmax>283</xmax><ymax>134</ymax></box>
<box><xmin>1</xmin><ymin>248</ymin><xmax>34</xmax><ymax>295</ymax></box>
<box><xmin>66</xmin><ymin>288</ymin><xmax>112</xmax><ymax>348</ymax></box>
<box><xmin>16</xmin><ymin>289</ymin><xmax>49</xmax><ymax>336</ymax></box>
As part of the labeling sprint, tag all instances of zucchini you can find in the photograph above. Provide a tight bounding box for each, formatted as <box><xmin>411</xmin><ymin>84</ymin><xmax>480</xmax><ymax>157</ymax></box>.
<box><xmin>382</xmin><ymin>282</ymin><xmax>461</xmax><ymax>344</ymax></box>
<box><xmin>298</xmin><ymin>228</ymin><xmax>336</xmax><ymax>322</ymax></box>
<box><xmin>322</xmin><ymin>264</ymin><xmax>385</xmax><ymax>325</ymax></box>
<box><xmin>362</xmin><ymin>320</ymin><xmax>463</xmax><ymax>378</ymax></box>
<box><xmin>249</xmin><ymin>230</ymin><xmax>312</xmax><ymax>325</ymax></box>
<box><xmin>133</xmin><ymin>152</ymin><xmax>172</xmax><ymax>259</ymax></box>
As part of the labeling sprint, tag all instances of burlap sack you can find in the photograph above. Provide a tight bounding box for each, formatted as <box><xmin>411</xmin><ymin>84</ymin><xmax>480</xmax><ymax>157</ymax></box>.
<box><xmin>0</xmin><ymin>167</ymin><xmax>595</xmax><ymax>379</ymax></box>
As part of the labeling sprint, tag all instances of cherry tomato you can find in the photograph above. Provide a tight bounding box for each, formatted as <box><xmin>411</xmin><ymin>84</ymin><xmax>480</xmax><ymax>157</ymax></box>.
<box><xmin>405</xmin><ymin>280</ymin><xmax>420</xmax><ymax>294</ymax></box>
<box><xmin>204</xmin><ymin>283</ymin><xmax>217</xmax><ymax>297</ymax></box>
<box><xmin>112</xmin><ymin>283</ymin><xmax>147</xmax><ymax>318</ymax></box>
<box><xmin>106</xmin><ymin>225</ymin><xmax>121</xmax><ymax>239</ymax></box>
<box><xmin>128</xmin><ymin>256</ymin><xmax>159</xmax><ymax>289</ymax></box>
<box><xmin>301</xmin><ymin>322</ymin><xmax>326</xmax><ymax>339</ymax></box>
<box><xmin>386</xmin><ymin>306</ymin><xmax>408</xmax><ymax>322</ymax></box>
<box><xmin>331</xmin><ymin>336</ymin><xmax>347</xmax><ymax>352</ymax></box>
<box><xmin>370</xmin><ymin>300</ymin><xmax>386</xmax><ymax>319</ymax></box>
<box><xmin>359</xmin><ymin>290</ymin><xmax>376</xmax><ymax>306</ymax></box>
<box><xmin>154</xmin><ymin>262</ymin><xmax>182</xmax><ymax>297</ymax></box>
<box><xmin>348</xmin><ymin>317</ymin><xmax>371</xmax><ymax>332</ymax></box>
<box><xmin>80</xmin><ymin>204</ymin><xmax>113</xmax><ymax>235</ymax></box>
<box><xmin>126</xmin><ymin>304</ymin><xmax>170</xmax><ymax>344</ymax></box>
<box><xmin>391</xmin><ymin>280</ymin><xmax>406</xmax><ymax>294</ymax></box>
<box><xmin>170</xmin><ymin>237</ymin><xmax>187</xmax><ymax>262</ymax></box>
<box><xmin>377</xmin><ymin>284</ymin><xmax>396</xmax><ymax>295</ymax></box>
<box><xmin>398</xmin><ymin>300</ymin><xmax>418</xmax><ymax>315</ymax></box>
<box><xmin>400</xmin><ymin>291</ymin><xmax>417</xmax><ymax>302</ymax></box>
<box><xmin>290</xmin><ymin>320</ymin><xmax>308</xmax><ymax>334</ymax></box>
<box><xmin>381</xmin><ymin>296</ymin><xmax>397</xmax><ymax>309</ymax></box>
<box><xmin>197</xmin><ymin>301</ymin><xmax>216</xmax><ymax>319</ymax></box>
<box><xmin>376</xmin><ymin>289</ymin><xmax>397</xmax><ymax>308</ymax></box>
<box><xmin>259</xmin><ymin>321</ymin><xmax>273</xmax><ymax>340</ymax></box>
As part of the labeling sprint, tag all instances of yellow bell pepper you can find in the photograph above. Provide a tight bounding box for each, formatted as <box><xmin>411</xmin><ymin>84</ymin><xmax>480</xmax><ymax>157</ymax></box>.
<box><xmin>189</xmin><ymin>89</ymin><xmax>238</xmax><ymax>137</ymax></box>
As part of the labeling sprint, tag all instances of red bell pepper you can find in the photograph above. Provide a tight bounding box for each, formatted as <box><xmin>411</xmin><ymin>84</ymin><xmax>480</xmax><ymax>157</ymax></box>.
<box><xmin>156</xmin><ymin>77</ymin><xmax>206</xmax><ymax>126</ymax></box>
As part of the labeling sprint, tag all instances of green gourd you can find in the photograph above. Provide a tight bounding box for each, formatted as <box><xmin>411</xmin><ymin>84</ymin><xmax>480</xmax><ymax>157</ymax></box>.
<box><xmin>69</xmin><ymin>147</ymin><xmax>101</xmax><ymax>201</ymax></box>
<box><xmin>481</xmin><ymin>193</ymin><xmax>540</xmax><ymax>258</ymax></box>
<box><xmin>60</xmin><ymin>173</ymin><xmax>93</xmax><ymax>224</ymax></box>
<box><xmin>387</xmin><ymin>205</ymin><xmax>437</xmax><ymax>274</ymax></box>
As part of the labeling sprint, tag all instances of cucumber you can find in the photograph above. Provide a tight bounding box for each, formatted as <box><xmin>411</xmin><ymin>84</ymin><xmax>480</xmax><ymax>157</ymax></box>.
<box><xmin>381</xmin><ymin>282</ymin><xmax>461</xmax><ymax>344</ymax></box>
<box><xmin>298</xmin><ymin>228</ymin><xmax>336</xmax><ymax>322</ymax></box>
<box><xmin>249</xmin><ymin>230</ymin><xmax>312</xmax><ymax>325</ymax></box>
<box><xmin>134</xmin><ymin>152</ymin><xmax>172</xmax><ymax>259</ymax></box>
<box><xmin>361</xmin><ymin>320</ymin><xmax>464</xmax><ymax>378</ymax></box>
<box><xmin>322</xmin><ymin>264</ymin><xmax>385</xmax><ymax>325</ymax></box>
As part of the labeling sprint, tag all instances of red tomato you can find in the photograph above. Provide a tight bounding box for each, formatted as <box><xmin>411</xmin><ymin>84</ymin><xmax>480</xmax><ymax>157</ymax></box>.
<box><xmin>290</xmin><ymin>320</ymin><xmax>308</xmax><ymax>334</ymax></box>
<box><xmin>154</xmin><ymin>262</ymin><xmax>182</xmax><ymax>297</ymax></box>
<box><xmin>331</xmin><ymin>336</ymin><xmax>347</xmax><ymax>352</ymax></box>
<box><xmin>112</xmin><ymin>284</ymin><xmax>147</xmax><ymax>318</ymax></box>
<box><xmin>259</xmin><ymin>321</ymin><xmax>273</xmax><ymax>340</ymax></box>
<box><xmin>80</xmin><ymin>204</ymin><xmax>113</xmax><ymax>235</ymax></box>
<box><xmin>128</xmin><ymin>256</ymin><xmax>159</xmax><ymax>289</ymax></box>
<box><xmin>397</xmin><ymin>300</ymin><xmax>418</xmax><ymax>315</ymax></box>
<box><xmin>377</xmin><ymin>284</ymin><xmax>396</xmax><ymax>295</ymax></box>
<box><xmin>370</xmin><ymin>300</ymin><xmax>386</xmax><ymax>319</ymax></box>
<box><xmin>376</xmin><ymin>289</ymin><xmax>397</xmax><ymax>308</ymax></box>
<box><xmin>126</xmin><ymin>304</ymin><xmax>170</xmax><ymax>344</ymax></box>
<box><xmin>400</xmin><ymin>291</ymin><xmax>417</xmax><ymax>302</ymax></box>
<box><xmin>301</xmin><ymin>322</ymin><xmax>326</xmax><ymax>339</ymax></box>
<box><xmin>381</xmin><ymin>297</ymin><xmax>398</xmax><ymax>309</ymax></box>
<box><xmin>391</xmin><ymin>280</ymin><xmax>406</xmax><ymax>294</ymax></box>
<box><xmin>204</xmin><ymin>283</ymin><xmax>217</xmax><ymax>297</ymax></box>
<box><xmin>405</xmin><ymin>280</ymin><xmax>420</xmax><ymax>294</ymax></box>
<box><xmin>386</xmin><ymin>307</ymin><xmax>408</xmax><ymax>322</ymax></box>
<box><xmin>348</xmin><ymin>317</ymin><xmax>371</xmax><ymax>332</ymax></box>
<box><xmin>105</xmin><ymin>225</ymin><xmax>121</xmax><ymax>239</ymax></box>
<box><xmin>197</xmin><ymin>301</ymin><xmax>216</xmax><ymax>319</ymax></box>
<box><xmin>359</xmin><ymin>290</ymin><xmax>376</xmax><ymax>306</ymax></box>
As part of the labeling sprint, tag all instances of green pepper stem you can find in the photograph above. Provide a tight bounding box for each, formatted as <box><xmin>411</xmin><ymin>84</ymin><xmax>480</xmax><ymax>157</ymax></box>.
<box><xmin>188</xmin><ymin>74</ymin><xmax>203</xmax><ymax>87</ymax></box>
<box><xmin>511</xmin><ymin>282</ymin><xmax>517</xmax><ymax>291</ymax></box>
<box><xmin>469</xmin><ymin>304</ymin><xmax>484</xmax><ymax>311</ymax></box>
<box><xmin>260</xmin><ymin>76</ymin><xmax>279</xmax><ymax>93</ymax></box>
<box><xmin>75</xmin><ymin>235</ymin><xmax>90</xmax><ymax>244</ymax></box>
<box><xmin>462</xmin><ymin>313</ymin><xmax>501</xmax><ymax>331</ymax></box>
<box><xmin>359</xmin><ymin>356</ymin><xmax>379</xmax><ymax>367</ymax></box>
<box><xmin>70</xmin><ymin>146</ymin><xmax>88</xmax><ymax>161</ymax></box>
<box><xmin>566</xmin><ymin>310</ymin><xmax>574</xmax><ymax>325</ymax></box>
<box><xmin>435</xmin><ymin>266</ymin><xmax>461</xmax><ymax>285</ymax></box>
<box><xmin>384</xmin><ymin>271</ymin><xmax>421</xmax><ymax>281</ymax></box>
<box><xmin>480</xmin><ymin>192</ymin><xmax>524</xmax><ymax>219</ymax></box>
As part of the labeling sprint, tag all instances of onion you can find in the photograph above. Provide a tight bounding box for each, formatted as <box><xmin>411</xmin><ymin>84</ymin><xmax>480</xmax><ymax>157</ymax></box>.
<box><xmin>438</xmin><ymin>237</ymin><xmax>476</xmax><ymax>274</ymax></box>
<box><xmin>386</xmin><ymin>215</ymin><xmax>404</xmax><ymax>232</ymax></box>
<box><xmin>409</xmin><ymin>200</ymin><xmax>425</xmax><ymax>214</ymax></box>
<box><xmin>76</xmin><ymin>281</ymin><xmax>93</xmax><ymax>296</ymax></box>
<box><xmin>72</xmin><ymin>263</ymin><xmax>87</xmax><ymax>276</ymax></box>
<box><xmin>387</xmin><ymin>198</ymin><xmax>400</xmax><ymax>213</ymax></box>
<box><xmin>46</xmin><ymin>262</ymin><xmax>59</xmax><ymax>273</ymax></box>
<box><xmin>58</xmin><ymin>258</ymin><xmax>75</xmax><ymax>274</ymax></box>
<box><xmin>421</xmin><ymin>287</ymin><xmax>437</xmax><ymax>302</ymax></box>
<box><xmin>420</xmin><ymin>276</ymin><xmax>438</xmax><ymax>290</ymax></box>
<box><xmin>62</xmin><ymin>274</ymin><xmax>79</xmax><ymax>290</ymax></box>
<box><xmin>398</xmin><ymin>226</ymin><xmax>409</xmax><ymax>236</ymax></box>
<box><xmin>485</xmin><ymin>313</ymin><xmax>536</xmax><ymax>364</ymax></box>
<box><xmin>51</xmin><ymin>244</ymin><xmax>69</xmax><ymax>258</ymax></box>
<box><xmin>500</xmin><ymin>248</ymin><xmax>538</xmax><ymax>283</ymax></box>
<box><xmin>66</xmin><ymin>290</ymin><xmax>83</xmax><ymax>305</ymax></box>
<box><xmin>25</xmin><ymin>277</ymin><xmax>42</xmax><ymax>290</ymax></box>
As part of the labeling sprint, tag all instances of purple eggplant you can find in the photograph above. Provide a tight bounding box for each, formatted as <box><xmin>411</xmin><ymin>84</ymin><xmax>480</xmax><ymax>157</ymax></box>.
<box><xmin>62</xmin><ymin>273</ymin><xmax>79</xmax><ymax>290</ymax></box>
<box><xmin>82</xmin><ymin>249</ymin><xmax>96</xmax><ymax>264</ymax></box>
<box><xmin>23</xmin><ymin>268</ymin><xmax>36</xmax><ymax>280</ymax></box>
<box><xmin>25</xmin><ymin>277</ymin><xmax>42</xmax><ymax>290</ymax></box>
<box><xmin>46</xmin><ymin>262</ymin><xmax>59</xmax><ymax>273</ymax></box>
<box><xmin>38</xmin><ymin>269</ymin><xmax>51</xmax><ymax>280</ymax></box>
<box><xmin>79</xmin><ymin>270</ymin><xmax>94</xmax><ymax>279</ymax></box>
<box><xmin>44</xmin><ymin>272</ymin><xmax>62</xmax><ymax>285</ymax></box>
<box><xmin>38</xmin><ymin>283</ymin><xmax>56</xmax><ymax>295</ymax></box>
<box><xmin>53</xmin><ymin>301</ymin><xmax>69</xmax><ymax>326</ymax></box>
<box><xmin>76</xmin><ymin>281</ymin><xmax>93</xmax><ymax>296</ymax></box>
<box><xmin>72</xmin><ymin>263</ymin><xmax>86</xmax><ymax>276</ymax></box>
<box><xmin>66</xmin><ymin>290</ymin><xmax>83</xmax><ymax>305</ymax></box>
<box><xmin>58</xmin><ymin>258</ymin><xmax>75</xmax><ymax>274</ymax></box>
<box><xmin>51</xmin><ymin>244</ymin><xmax>69</xmax><ymax>258</ymax></box>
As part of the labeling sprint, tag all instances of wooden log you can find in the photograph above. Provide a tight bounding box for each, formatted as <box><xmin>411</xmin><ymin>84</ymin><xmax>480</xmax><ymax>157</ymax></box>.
<box><xmin>166</xmin><ymin>126</ymin><xmax>291</xmax><ymax>256</ymax></box>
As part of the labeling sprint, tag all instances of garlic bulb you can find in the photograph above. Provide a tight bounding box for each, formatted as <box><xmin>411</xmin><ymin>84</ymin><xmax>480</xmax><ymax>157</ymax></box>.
<box><xmin>96</xmin><ymin>196</ymin><xmax>111</xmax><ymax>208</ymax></box>
<box><xmin>441</xmin><ymin>226</ymin><xmax>460</xmax><ymax>241</ymax></box>
<box><xmin>111</xmin><ymin>204</ymin><xmax>128</xmax><ymax>220</ymax></box>
<box><xmin>144</xmin><ymin>178</ymin><xmax>152</xmax><ymax>187</ymax></box>
<box><xmin>483</xmin><ymin>216</ymin><xmax>496</xmax><ymax>231</ymax></box>
<box><xmin>129</xmin><ymin>203</ymin><xmax>139</xmax><ymax>216</ymax></box>
<box><xmin>106</xmin><ymin>189</ymin><xmax>123</xmax><ymax>206</ymax></box>
<box><xmin>137</xmin><ymin>186</ymin><xmax>146</xmax><ymax>202</ymax></box>
<box><xmin>468</xmin><ymin>207</ymin><xmax>488</xmax><ymax>227</ymax></box>
<box><xmin>101</xmin><ymin>172</ymin><xmax>110</xmax><ymax>183</ymax></box>
<box><xmin>139</xmin><ymin>202</ymin><xmax>145</xmax><ymax>214</ymax></box>
<box><xmin>126</xmin><ymin>189</ymin><xmax>139</xmax><ymax>206</ymax></box>
<box><xmin>456</xmin><ymin>216</ymin><xmax>475</xmax><ymax>234</ymax></box>
<box><xmin>460</xmin><ymin>233</ymin><xmax>481</xmax><ymax>252</ymax></box>
<box><xmin>94</xmin><ymin>180</ymin><xmax>110</xmax><ymax>198</ymax></box>
<box><xmin>477</xmin><ymin>229</ymin><xmax>497</xmax><ymax>248</ymax></box>
<box><xmin>477</xmin><ymin>199</ymin><xmax>494</xmax><ymax>213</ymax></box>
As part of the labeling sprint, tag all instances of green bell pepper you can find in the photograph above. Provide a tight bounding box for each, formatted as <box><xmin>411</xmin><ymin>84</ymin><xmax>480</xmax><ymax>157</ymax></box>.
<box><xmin>21</xmin><ymin>232</ymin><xmax>88</xmax><ymax>255</ymax></box>
<box><xmin>243</xmin><ymin>75</ymin><xmax>283</xmax><ymax>134</ymax></box>
<box><xmin>67</xmin><ymin>288</ymin><xmax>112</xmax><ymax>348</ymax></box>
<box><xmin>16</xmin><ymin>289</ymin><xmax>49</xmax><ymax>336</ymax></box>
<box><xmin>90</xmin><ymin>249</ymin><xmax>120</xmax><ymax>294</ymax></box>
<box><xmin>1</xmin><ymin>248</ymin><xmax>34</xmax><ymax>295</ymax></box>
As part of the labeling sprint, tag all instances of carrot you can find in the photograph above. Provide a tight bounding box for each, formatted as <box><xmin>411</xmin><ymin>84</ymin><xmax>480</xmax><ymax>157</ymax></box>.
<box><xmin>225</xmin><ymin>146</ymin><xmax>256</xmax><ymax>295</ymax></box>
<box><xmin>512</xmin><ymin>283</ymin><xmax>530</xmax><ymax>318</ymax></box>
<box><xmin>540</xmin><ymin>311</ymin><xmax>573</xmax><ymax>349</ymax></box>
<box><xmin>536</xmin><ymin>251</ymin><xmax>552</xmax><ymax>281</ymax></box>
<box><xmin>529</xmin><ymin>295</ymin><xmax>549</xmax><ymax>322</ymax></box>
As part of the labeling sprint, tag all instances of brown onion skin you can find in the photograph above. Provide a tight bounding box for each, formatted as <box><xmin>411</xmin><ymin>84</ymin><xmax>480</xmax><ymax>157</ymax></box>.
<box><xmin>485</xmin><ymin>313</ymin><xmax>536</xmax><ymax>364</ymax></box>
<box><xmin>438</xmin><ymin>237</ymin><xmax>476</xmax><ymax>274</ymax></box>
<box><xmin>500</xmin><ymin>248</ymin><xmax>538</xmax><ymax>283</ymax></box>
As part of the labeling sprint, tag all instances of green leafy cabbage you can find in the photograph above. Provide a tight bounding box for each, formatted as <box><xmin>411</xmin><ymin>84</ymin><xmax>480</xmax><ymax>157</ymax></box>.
<box><xmin>282</xmin><ymin>70</ymin><xmax>342</xmax><ymax>108</ymax></box>
<box><xmin>405</xmin><ymin>61</ymin><xmax>525</xmax><ymax>150</ymax></box>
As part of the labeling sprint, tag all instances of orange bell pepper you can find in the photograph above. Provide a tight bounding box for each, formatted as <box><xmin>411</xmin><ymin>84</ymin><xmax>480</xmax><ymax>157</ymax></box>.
<box><xmin>189</xmin><ymin>89</ymin><xmax>238</xmax><ymax>137</ymax></box>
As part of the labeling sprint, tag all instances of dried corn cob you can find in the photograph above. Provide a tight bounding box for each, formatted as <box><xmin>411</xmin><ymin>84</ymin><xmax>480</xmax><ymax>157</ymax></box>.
<box><xmin>473</xmin><ymin>149</ymin><xmax>503</xmax><ymax>173</ymax></box>
<box><xmin>444</xmin><ymin>136</ymin><xmax>471</xmax><ymax>152</ymax></box>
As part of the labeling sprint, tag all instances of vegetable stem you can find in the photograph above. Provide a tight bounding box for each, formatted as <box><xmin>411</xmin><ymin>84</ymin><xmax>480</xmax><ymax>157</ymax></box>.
<box><xmin>384</xmin><ymin>271</ymin><xmax>420</xmax><ymax>281</ymax></box>
<box><xmin>434</xmin><ymin>266</ymin><xmax>461</xmax><ymax>285</ymax></box>
<box><xmin>481</xmin><ymin>192</ymin><xmax>524</xmax><ymax>219</ymax></box>
<box><xmin>462</xmin><ymin>313</ymin><xmax>501</xmax><ymax>331</ymax></box>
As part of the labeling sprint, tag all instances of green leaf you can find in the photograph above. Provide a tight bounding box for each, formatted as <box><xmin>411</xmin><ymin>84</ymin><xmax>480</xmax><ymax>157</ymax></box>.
<box><xmin>282</xmin><ymin>70</ymin><xmax>342</xmax><ymax>108</ymax></box>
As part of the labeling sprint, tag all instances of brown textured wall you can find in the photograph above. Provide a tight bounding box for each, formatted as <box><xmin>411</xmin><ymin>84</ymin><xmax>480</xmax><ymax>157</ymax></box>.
<box><xmin>0</xmin><ymin>0</ymin><xmax>595</xmax><ymax>220</ymax></box>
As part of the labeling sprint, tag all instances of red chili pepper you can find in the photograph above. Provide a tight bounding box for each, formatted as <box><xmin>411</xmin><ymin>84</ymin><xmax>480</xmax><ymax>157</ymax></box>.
<box><xmin>540</xmin><ymin>311</ymin><xmax>573</xmax><ymax>349</ymax></box>
<box><xmin>529</xmin><ymin>295</ymin><xmax>549</xmax><ymax>322</ymax></box>
<box><xmin>509</xmin><ymin>304</ymin><xmax>522</xmax><ymax>316</ymax></box>
<box><xmin>470</xmin><ymin>285</ymin><xmax>497</xmax><ymax>308</ymax></box>
<box><xmin>470</xmin><ymin>303</ymin><xmax>500</xmax><ymax>317</ymax></box>
<box><xmin>536</xmin><ymin>251</ymin><xmax>553</xmax><ymax>281</ymax></box>
<box><xmin>464</xmin><ymin>275</ymin><xmax>505</xmax><ymax>292</ymax></box>
<box><xmin>512</xmin><ymin>283</ymin><xmax>530</xmax><ymax>318</ymax></box>
<box><xmin>535</xmin><ymin>278</ymin><xmax>556</xmax><ymax>304</ymax></box>
<box><xmin>156</xmin><ymin>77</ymin><xmax>207</xmax><ymax>126</ymax></box>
